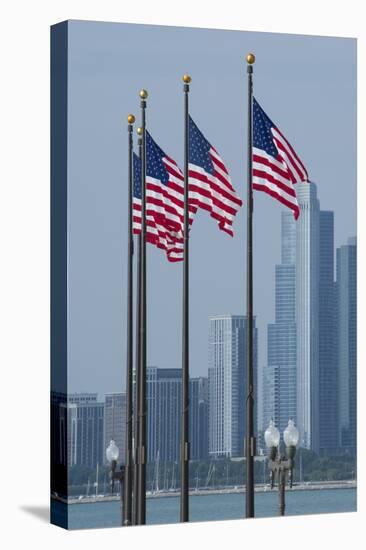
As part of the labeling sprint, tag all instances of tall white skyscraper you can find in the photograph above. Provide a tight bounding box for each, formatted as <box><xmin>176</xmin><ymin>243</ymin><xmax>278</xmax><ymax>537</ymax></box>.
<box><xmin>264</xmin><ymin>186</ymin><xmax>338</xmax><ymax>454</ymax></box>
<box><xmin>295</xmin><ymin>182</ymin><xmax>320</xmax><ymax>452</ymax></box>
<box><xmin>208</xmin><ymin>315</ymin><xmax>257</xmax><ymax>458</ymax></box>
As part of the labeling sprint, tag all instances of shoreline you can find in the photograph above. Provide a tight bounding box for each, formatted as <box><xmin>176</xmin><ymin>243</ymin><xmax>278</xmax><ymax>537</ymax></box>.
<box><xmin>53</xmin><ymin>480</ymin><xmax>357</xmax><ymax>505</ymax></box>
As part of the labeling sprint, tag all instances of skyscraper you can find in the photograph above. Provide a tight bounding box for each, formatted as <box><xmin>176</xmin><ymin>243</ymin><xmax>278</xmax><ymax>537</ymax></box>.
<box><xmin>319</xmin><ymin>211</ymin><xmax>338</xmax><ymax>453</ymax></box>
<box><xmin>147</xmin><ymin>367</ymin><xmax>182</xmax><ymax>463</ymax></box>
<box><xmin>134</xmin><ymin>368</ymin><xmax>209</xmax><ymax>465</ymax></box>
<box><xmin>337</xmin><ymin>237</ymin><xmax>357</xmax><ymax>454</ymax></box>
<box><xmin>265</xmin><ymin>185</ymin><xmax>338</xmax><ymax>453</ymax></box>
<box><xmin>263</xmin><ymin>212</ymin><xmax>297</xmax><ymax>441</ymax></box>
<box><xmin>296</xmin><ymin>182</ymin><xmax>320</xmax><ymax>452</ymax></box>
<box><xmin>190</xmin><ymin>377</ymin><xmax>209</xmax><ymax>460</ymax></box>
<box><xmin>208</xmin><ymin>315</ymin><xmax>257</xmax><ymax>458</ymax></box>
<box><xmin>104</xmin><ymin>393</ymin><xmax>126</xmax><ymax>465</ymax></box>
<box><xmin>69</xmin><ymin>393</ymin><xmax>105</xmax><ymax>468</ymax></box>
<box><xmin>261</xmin><ymin>364</ymin><xmax>279</xmax><ymax>439</ymax></box>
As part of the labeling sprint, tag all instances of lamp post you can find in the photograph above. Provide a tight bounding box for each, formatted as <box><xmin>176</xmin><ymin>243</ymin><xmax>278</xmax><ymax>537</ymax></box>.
<box><xmin>106</xmin><ymin>440</ymin><xmax>125</xmax><ymax>525</ymax></box>
<box><xmin>264</xmin><ymin>419</ymin><xmax>299</xmax><ymax>516</ymax></box>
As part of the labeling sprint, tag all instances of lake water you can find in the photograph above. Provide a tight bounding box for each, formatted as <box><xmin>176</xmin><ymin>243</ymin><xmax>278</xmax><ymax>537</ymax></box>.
<box><xmin>58</xmin><ymin>488</ymin><xmax>356</xmax><ymax>530</ymax></box>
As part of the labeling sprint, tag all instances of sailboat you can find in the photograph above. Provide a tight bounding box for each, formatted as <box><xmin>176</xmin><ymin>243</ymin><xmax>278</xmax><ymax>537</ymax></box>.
<box><xmin>169</xmin><ymin>463</ymin><xmax>176</xmax><ymax>492</ymax></box>
<box><xmin>93</xmin><ymin>463</ymin><xmax>99</xmax><ymax>498</ymax></box>
<box><xmin>150</xmin><ymin>450</ymin><xmax>160</xmax><ymax>494</ymax></box>
<box><xmin>299</xmin><ymin>449</ymin><xmax>303</xmax><ymax>486</ymax></box>
<box><xmin>195</xmin><ymin>468</ymin><xmax>200</xmax><ymax>492</ymax></box>
<box><xmin>205</xmin><ymin>459</ymin><xmax>215</xmax><ymax>488</ymax></box>
<box><xmin>163</xmin><ymin>463</ymin><xmax>168</xmax><ymax>492</ymax></box>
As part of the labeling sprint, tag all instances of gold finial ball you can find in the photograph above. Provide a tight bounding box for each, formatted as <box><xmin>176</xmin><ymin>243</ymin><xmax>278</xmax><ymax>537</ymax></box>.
<box><xmin>182</xmin><ymin>74</ymin><xmax>192</xmax><ymax>83</ymax></box>
<box><xmin>137</xmin><ymin>127</ymin><xmax>143</xmax><ymax>135</ymax></box>
<box><xmin>246</xmin><ymin>53</ymin><xmax>256</xmax><ymax>64</ymax></box>
<box><xmin>139</xmin><ymin>89</ymin><xmax>148</xmax><ymax>99</ymax></box>
<box><xmin>127</xmin><ymin>114</ymin><xmax>135</xmax><ymax>124</ymax></box>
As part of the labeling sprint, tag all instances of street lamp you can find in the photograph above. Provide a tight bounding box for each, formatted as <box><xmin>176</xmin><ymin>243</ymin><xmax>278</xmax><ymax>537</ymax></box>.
<box><xmin>264</xmin><ymin>419</ymin><xmax>299</xmax><ymax>516</ymax></box>
<box><xmin>106</xmin><ymin>440</ymin><xmax>125</xmax><ymax>525</ymax></box>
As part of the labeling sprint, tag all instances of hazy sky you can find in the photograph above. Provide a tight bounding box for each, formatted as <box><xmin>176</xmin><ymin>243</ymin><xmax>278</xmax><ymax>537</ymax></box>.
<box><xmin>65</xmin><ymin>20</ymin><xmax>356</xmax><ymax>398</ymax></box>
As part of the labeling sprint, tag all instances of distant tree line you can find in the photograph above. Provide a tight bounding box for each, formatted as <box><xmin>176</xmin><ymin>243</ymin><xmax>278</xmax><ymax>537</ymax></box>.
<box><xmin>67</xmin><ymin>449</ymin><xmax>356</xmax><ymax>496</ymax></box>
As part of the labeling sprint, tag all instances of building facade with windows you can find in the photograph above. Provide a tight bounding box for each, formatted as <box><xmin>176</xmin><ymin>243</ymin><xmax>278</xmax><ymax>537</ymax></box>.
<box><xmin>69</xmin><ymin>393</ymin><xmax>105</xmax><ymax>468</ymax></box>
<box><xmin>104</xmin><ymin>393</ymin><xmax>126</xmax><ymax>466</ymax></box>
<box><xmin>295</xmin><ymin>182</ymin><xmax>320</xmax><ymax>452</ymax></box>
<box><xmin>263</xmin><ymin>212</ymin><xmax>297</xmax><ymax>444</ymax></box>
<box><xmin>190</xmin><ymin>377</ymin><xmax>209</xmax><ymax>460</ymax></box>
<box><xmin>147</xmin><ymin>367</ymin><xmax>182</xmax><ymax>463</ymax></box>
<box><xmin>318</xmin><ymin>211</ymin><xmax>338</xmax><ymax>453</ymax></box>
<box><xmin>337</xmin><ymin>237</ymin><xmax>357</xmax><ymax>454</ymax></box>
<box><xmin>208</xmin><ymin>315</ymin><xmax>257</xmax><ymax>458</ymax></box>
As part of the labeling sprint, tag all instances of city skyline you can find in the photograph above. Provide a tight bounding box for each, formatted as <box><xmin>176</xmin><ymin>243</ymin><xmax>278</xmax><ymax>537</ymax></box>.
<box><xmin>56</xmin><ymin>370</ymin><xmax>210</xmax><ymax>470</ymax></box>
<box><xmin>260</xmin><ymin>182</ymin><xmax>357</xmax><ymax>454</ymax></box>
<box><xmin>68</xmin><ymin>217</ymin><xmax>357</xmax><ymax>398</ymax></box>
<box><xmin>55</xmin><ymin>204</ymin><xmax>356</xmax><ymax>473</ymax></box>
<box><xmin>62</xmin><ymin>21</ymin><xmax>356</xmax><ymax>397</ymax></box>
<box><xmin>67</xmin><ymin>206</ymin><xmax>355</xmax><ymax>410</ymax></box>
<box><xmin>62</xmin><ymin>193</ymin><xmax>357</xmax><ymax>459</ymax></box>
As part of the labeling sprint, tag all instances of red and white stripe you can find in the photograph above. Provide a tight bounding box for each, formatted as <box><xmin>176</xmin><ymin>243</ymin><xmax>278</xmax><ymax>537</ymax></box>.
<box><xmin>133</xmin><ymin>198</ymin><xmax>184</xmax><ymax>262</ymax></box>
<box><xmin>133</xmin><ymin>156</ymin><xmax>195</xmax><ymax>263</ymax></box>
<box><xmin>252</xmin><ymin>127</ymin><xmax>308</xmax><ymax>220</ymax></box>
<box><xmin>188</xmin><ymin>148</ymin><xmax>243</xmax><ymax>236</ymax></box>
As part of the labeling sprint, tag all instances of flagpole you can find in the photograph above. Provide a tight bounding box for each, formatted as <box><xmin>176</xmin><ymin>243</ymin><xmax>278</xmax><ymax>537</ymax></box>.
<box><xmin>133</xmin><ymin>127</ymin><xmax>143</xmax><ymax>526</ymax></box>
<box><xmin>180</xmin><ymin>74</ymin><xmax>191</xmax><ymax>523</ymax></box>
<box><xmin>245</xmin><ymin>52</ymin><xmax>256</xmax><ymax>519</ymax></box>
<box><xmin>137</xmin><ymin>89</ymin><xmax>148</xmax><ymax>525</ymax></box>
<box><xmin>123</xmin><ymin>113</ymin><xmax>135</xmax><ymax>526</ymax></box>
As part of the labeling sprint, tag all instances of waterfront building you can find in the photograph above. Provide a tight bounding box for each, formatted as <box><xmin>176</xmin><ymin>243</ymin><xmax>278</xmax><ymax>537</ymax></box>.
<box><xmin>69</xmin><ymin>393</ymin><xmax>98</xmax><ymax>405</ymax></box>
<box><xmin>208</xmin><ymin>315</ymin><xmax>257</xmax><ymax>458</ymax></box>
<box><xmin>264</xmin><ymin>189</ymin><xmax>339</xmax><ymax>454</ymax></box>
<box><xmin>263</xmin><ymin>212</ymin><xmax>297</xmax><ymax>443</ymax></box>
<box><xmin>104</xmin><ymin>393</ymin><xmax>126</xmax><ymax>465</ymax></box>
<box><xmin>337</xmin><ymin>237</ymin><xmax>357</xmax><ymax>454</ymax></box>
<box><xmin>69</xmin><ymin>393</ymin><xmax>105</xmax><ymax>468</ymax></box>
<box><xmin>295</xmin><ymin>182</ymin><xmax>320</xmax><ymax>452</ymax></box>
<box><xmin>190</xmin><ymin>377</ymin><xmax>209</xmax><ymax>460</ymax></box>
<box><xmin>261</xmin><ymin>364</ymin><xmax>279</xmax><ymax>440</ymax></box>
<box><xmin>268</xmin><ymin>264</ymin><xmax>297</xmax><ymax>432</ymax></box>
<box><xmin>147</xmin><ymin>367</ymin><xmax>182</xmax><ymax>463</ymax></box>
<box><xmin>133</xmin><ymin>368</ymin><xmax>209</xmax><ymax>464</ymax></box>
<box><xmin>319</xmin><ymin>211</ymin><xmax>338</xmax><ymax>453</ymax></box>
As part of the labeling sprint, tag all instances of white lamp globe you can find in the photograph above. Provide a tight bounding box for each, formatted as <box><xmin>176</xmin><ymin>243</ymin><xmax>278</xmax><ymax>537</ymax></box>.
<box><xmin>283</xmin><ymin>419</ymin><xmax>299</xmax><ymax>447</ymax></box>
<box><xmin>106</xmin><ymin>439</ymin><xmax>119</xmax><ymax>463</ymax></box>
<box><xmin>264</xmin><ymin>419</ymin><xmax>280</xmax><ymax>448</ymax></box>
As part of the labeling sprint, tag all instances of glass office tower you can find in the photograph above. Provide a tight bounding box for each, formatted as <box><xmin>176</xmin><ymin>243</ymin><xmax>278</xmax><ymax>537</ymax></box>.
<box><xmin>208</xmin><ymin>315</ymin><xmax>257</xmax><ymax>458</ymax></box>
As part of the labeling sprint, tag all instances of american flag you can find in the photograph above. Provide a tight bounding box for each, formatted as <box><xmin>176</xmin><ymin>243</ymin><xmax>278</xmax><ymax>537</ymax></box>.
<box><xmin>133</xmin><ymin>132</ymin><xmax>195</xmax><ymax>262</ymax></box>
<box><xmin>188</xmin><ymin>116</ymin><xmax>243</xmax><ymax>236</ymax></box>
<box><xmin>252</xmin><ymin>97</ymin><xmax>309</xmax><ymax>220</ymax></box>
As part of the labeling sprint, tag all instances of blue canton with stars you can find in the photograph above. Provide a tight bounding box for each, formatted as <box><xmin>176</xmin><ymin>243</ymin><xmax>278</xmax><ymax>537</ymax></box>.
<box><xmin>146</xmin><ymin>131</ymin><xmax>170</xmax><ymax>185</ymax></box>
<box><xmin>134</xmin><ymin>132</ymin><xmax>172</xmax><ymax>198</ymax></box>
<box><xmin>253</xmin><ymin>97</ymin><xmax>278</xmax><ymax>158</ymax></box>
<box><xmin>189</xmin><ymin>116</ymin><xmax>215</xmax><ymax>175</ymax></box>
<box><xmin>133</xmin><ymin>152</ymin><xmax>142</xmax><ymax>199</ymax></box>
